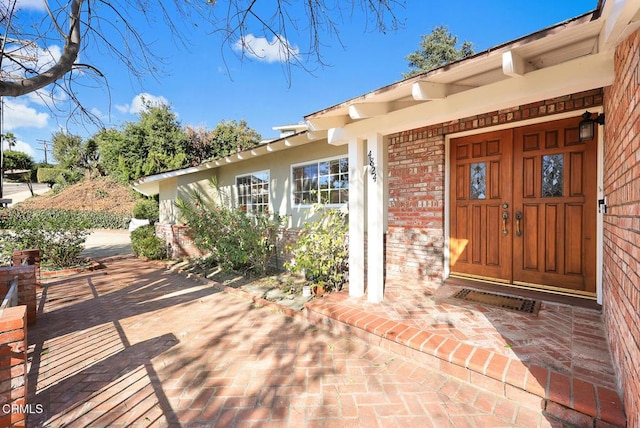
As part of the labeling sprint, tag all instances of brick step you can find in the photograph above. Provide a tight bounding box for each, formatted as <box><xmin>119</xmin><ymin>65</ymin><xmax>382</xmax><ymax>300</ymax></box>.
<box><xmin>305</xmin><ymin>299</ymin><xmax>626</xmax><ymax>427</ymax></box>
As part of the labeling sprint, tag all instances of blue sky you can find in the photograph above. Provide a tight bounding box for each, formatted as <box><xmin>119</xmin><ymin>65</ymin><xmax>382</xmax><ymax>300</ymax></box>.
<box><xmin>5</xmin><ymin>0</ymin><xmax>598</xmax><ymax>163</ymax></box>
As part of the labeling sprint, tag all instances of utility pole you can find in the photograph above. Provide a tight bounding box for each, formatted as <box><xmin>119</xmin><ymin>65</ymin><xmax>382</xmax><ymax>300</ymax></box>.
<box><xmin>36</xmin><ymin>139</ymin><xmax>50</xmax><ymax>164</ymax></box>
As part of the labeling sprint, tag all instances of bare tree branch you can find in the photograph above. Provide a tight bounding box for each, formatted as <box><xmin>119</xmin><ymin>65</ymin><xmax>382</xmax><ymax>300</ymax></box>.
<box><xmin>1</xmin><ymin>0</ymin><xmax>84</xmax><ymax>97</ymax></box>
<box><xmin>0</xmin><ymin>0</ymin><xmax>404</xmax><ymax>125</ymax></box>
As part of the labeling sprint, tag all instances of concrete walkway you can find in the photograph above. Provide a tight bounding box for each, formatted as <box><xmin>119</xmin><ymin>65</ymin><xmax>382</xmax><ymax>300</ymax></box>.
<box><xmin>80</xmin><ymin>229</ymin><xmax>133</xmax><ymax>260</ymax></box>
<box><xmin>26</xmin><ymin>258</ymin><xmax>543</xmax><ymax>427</ymax></box>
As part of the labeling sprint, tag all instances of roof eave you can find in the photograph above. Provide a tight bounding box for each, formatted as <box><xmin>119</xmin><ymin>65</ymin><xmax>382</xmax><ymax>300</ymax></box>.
<box><xmin>304</xmin><ymin>10</ymin><xmax>601</xmax><ymax>122</ymax></box>
<box><xmin>130</xmin><ymin>130</ymin><xmax>320</xmax><ymax>196</ymax></box>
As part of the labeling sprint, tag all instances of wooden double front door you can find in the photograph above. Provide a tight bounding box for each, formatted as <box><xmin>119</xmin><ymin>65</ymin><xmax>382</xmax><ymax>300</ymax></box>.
<box><xmin>450</xmin><ymin>117</ymin><xmax>597</xmax><ymax>296</ymax></box>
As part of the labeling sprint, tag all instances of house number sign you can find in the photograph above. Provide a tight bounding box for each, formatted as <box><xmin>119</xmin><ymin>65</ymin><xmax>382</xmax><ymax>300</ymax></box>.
<box><xmin>368</xmin><ymin>150</ymin><xmax>377</xmax><ymax>183</ymax></box>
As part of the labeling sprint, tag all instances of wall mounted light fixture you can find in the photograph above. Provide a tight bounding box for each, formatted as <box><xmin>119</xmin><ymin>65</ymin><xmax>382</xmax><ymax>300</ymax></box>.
<box><xmin>579</xmin><ymin>111</ymin><xmax>605</xmax><ymax>142</ymax></box>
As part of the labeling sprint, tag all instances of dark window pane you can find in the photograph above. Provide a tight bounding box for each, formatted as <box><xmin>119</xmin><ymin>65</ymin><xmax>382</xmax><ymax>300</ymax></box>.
<box><xmin>470</xmin><ymin>163</ymin><xmax>486</xmax><ymax>200</ymax></box>
<box><xmin>542</xmin><ymin>154</ymin><xmax>564</xmax><ymax>197</ymax></box>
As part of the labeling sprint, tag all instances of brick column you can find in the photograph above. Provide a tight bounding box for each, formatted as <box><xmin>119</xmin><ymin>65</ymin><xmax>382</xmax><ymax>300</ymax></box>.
<box><xmin>12</xmin><ymin>250</ymin><xmax>40</xmax><ymax>286</ymax></box>
<box><xmin>0</xmin><ymin>267</ymin><xmax>37</xmax><ymax>325</ymax></box>
<box><xmin>0</xmin><ymin>306</ymin><xmax>28</xmax><ymax>428</ymax></box>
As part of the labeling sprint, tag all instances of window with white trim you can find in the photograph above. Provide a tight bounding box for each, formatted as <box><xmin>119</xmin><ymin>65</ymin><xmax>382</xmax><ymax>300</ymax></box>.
<box><xmin>236</xmin><ymin>170</ymin><xmax>270</xmax><ymax>213</ymax></box>
<box><xmin>293</xmin><ymin>157</ymin><xmax>348</xmax><ymax>205</ymax></box>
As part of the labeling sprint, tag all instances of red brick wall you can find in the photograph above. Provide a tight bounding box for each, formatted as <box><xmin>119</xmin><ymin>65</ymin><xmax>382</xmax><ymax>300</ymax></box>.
<box><xmin>155</xmin><ymin>223</ymin><xmax>206</xmax><ymax>259</ymax></box>
<box><xmin>602</xmin><ymin>29</ymin><xmax>640</xmax><ymax>427</ymax></box>
<box><xmin>386</xmin><ymin>89</ymin><xmax>604</xmax><ymax>288</ymax></box>
<box><xmin>0</xmin><ymin>305</ymin><xmax>28</xmax><ymax>428</ymax></box>
<box><xmin>0</xmin><ymin>267</ymin><xmax>37</xmax><ymax>326</ymax></box>
<box><xmin>387</xmin><ymin>133</ymin><xmax>445</xmax><ymax>290</ymax></box>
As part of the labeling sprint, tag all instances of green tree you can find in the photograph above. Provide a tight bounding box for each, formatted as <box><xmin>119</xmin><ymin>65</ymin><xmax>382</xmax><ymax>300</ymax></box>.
<box><xmin>98</xmin><ymin>103</ymin><xmax>188</xmax><ymax>182</ymax></box>
<box><xmin>2</xmin><ymin>151</ymin><xmax>33</xmax><ymax>172</ymax></box>
<box><xmin>92</xmin><ymin>129</ymin><xmax>128</xmax><ymax>182</ymax></box>
<box><xmin>185</xmin><ymin>120</ymin><xmax>262</xmax><ymax>166</ymax></box>
<box><xmin>51</xmin><ymin>131</ymin><xmax>104</xmax><ymax>179</ymax></box>
<box><xmin>52</xmin><ymin>132</ymin><xmax>84</xmax><ymax>170</ymax></box>
<box><xmin>2</xmin><ymin>132</ymin><xmax>17</xmax><ymax>151</ymax></box>
<box><xmin>403</xmin><ymin>25</ymin><xmax>475</xmax><ymax>78</ymax></box>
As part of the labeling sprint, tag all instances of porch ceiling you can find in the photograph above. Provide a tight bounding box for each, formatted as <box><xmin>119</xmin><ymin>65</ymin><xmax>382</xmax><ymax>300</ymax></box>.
<box><xmin>304</xmin><ymin>12</ymin><xmax>604</xmax><ymax>133</ymax></box>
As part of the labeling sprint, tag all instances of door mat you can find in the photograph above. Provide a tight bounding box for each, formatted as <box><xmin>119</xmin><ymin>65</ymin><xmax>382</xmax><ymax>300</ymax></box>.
<box><xmin>453</xmin><ymin>288</ymin><xmax>541</xmax><ymax>315</ymax></box>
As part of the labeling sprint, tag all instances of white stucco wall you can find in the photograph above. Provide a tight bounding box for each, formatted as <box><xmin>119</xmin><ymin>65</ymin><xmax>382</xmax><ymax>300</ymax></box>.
<box><xmin>158</xmin><ymin>140</ymin><xmax>348</xmax><ymax>228</ymax></box>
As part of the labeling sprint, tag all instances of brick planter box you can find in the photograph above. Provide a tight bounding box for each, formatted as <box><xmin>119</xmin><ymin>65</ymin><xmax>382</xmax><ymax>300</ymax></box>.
<box><xmin>0</xmin><ymin>267</ymin><xmax>37</xmax><ymax>326</ymax></box>
<box><xmin>0</xmin><ymin>305</ymin><xmax>28</xmax><ymax>428</ymax></box>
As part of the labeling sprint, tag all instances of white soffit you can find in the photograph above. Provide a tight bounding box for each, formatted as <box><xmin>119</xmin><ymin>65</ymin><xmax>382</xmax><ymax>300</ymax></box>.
<box><xmin>327</xmin><ymin>52</ymin><xmax>614</xmax><ymax>144</ymax></box>
<box><xmin>306</xmin><ymin>13</ymin><xmax>603</xmax><ymax>132</ymax></box>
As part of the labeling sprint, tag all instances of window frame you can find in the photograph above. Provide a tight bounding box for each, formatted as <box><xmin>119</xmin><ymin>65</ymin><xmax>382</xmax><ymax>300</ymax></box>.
<box><xmin>235</xmin><ymin>169</ymin><xmax>271</xmax><ymax>213</ymax></box>
<box><xmin>290</xmin><ymin>155</ymin><xmax>349</xmax><ymax>208</ymax></box>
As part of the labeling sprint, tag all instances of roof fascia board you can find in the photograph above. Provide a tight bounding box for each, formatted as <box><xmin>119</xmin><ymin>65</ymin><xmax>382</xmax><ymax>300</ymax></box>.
<box><xmin>307</xmin><ymin>115</ymin><xmax>350</xmax><ymax>131</ymax></box>
<box><xmin>306</xmin><ymin>13</ymin><xmax>597</xmax><ymax>121</ymax></box>
<box><xmin>600</xmin><ymin>0</ymin><xmax>640</xmax><ymax>50</ymax></box>
<box><xmin>328</xmin><ymin>52</ymin><xmax>613</xmax><ymax>145</ymax></box>
<box><xmin>131</xmin><ymin>131</ymin><xmax>316</xmax><ymax>194</ymax></box>
<box><xmin>132</xmin><ymin>181</ymin><xmax>160</xmax><ymax>197</ymax></box>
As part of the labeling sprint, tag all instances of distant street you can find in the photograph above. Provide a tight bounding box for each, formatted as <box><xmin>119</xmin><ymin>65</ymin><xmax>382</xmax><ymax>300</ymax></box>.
<box><xmin>1</xmin><ymin>181</ymin><xmax>50</xmax><ymax>197</ymax></box>
<box><xmin>1</xmin><ymin>181</ymin><xmax>50</xmax><ymax>205</ymax></box>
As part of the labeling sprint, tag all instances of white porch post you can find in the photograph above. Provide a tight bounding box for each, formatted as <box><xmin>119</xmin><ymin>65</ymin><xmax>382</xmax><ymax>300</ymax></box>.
<box><xmin>366</xmin><ymin>133</ymin><xmax>385</xmax><ymax>303</ymax></box>
<box><xmin>348</xmin><ymin>138</ymin><xmax>365</xmax><ymax>297</ymax></box>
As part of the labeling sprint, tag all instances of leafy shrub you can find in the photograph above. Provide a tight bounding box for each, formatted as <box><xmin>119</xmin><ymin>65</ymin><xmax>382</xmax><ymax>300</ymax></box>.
<box><xmin>133</xmin><ymin>198</ymin><xmax>159</xmax><ymax>220</ymax></box>
<box><xmin>0</xmin><ymin>208</ymin><xmax>90</xmax><ymax>267</ymax></box>
<box><xmin>175</xmin><ymin>187</ymin><xmax>282</xmax><ymax>275</ymax></box>
<box><xmin>285</xmin><ymin>206</ymin><xmax>348</xmax><ymax>292</ymax></box>
<box><xmin>37</xmin><ymin>167</ymin><xmax>61</xmax><ymax>187</ymax></box>
<box><xmin>78</xmin><ymin>210</ymin><xmax>131</xmax><ymax>229</ymax></box>
<box><xmin>1</xmin><ymin>207</ymin><xmax>129</xmax><ymax>230</ymax></box>
<box><xmin>52</xmin><ymin>169</ymin><xmax>83</xmax><ymax>193</ymax></box>
<box><xmin>51</xmin><ymin>183</ymin><xmax>64</xmax><ymax>194</ymax></box>
<box><xmin>131</xmin><ymin>225</ymin><xmax>166</xmax><ymax>260</ymax></box>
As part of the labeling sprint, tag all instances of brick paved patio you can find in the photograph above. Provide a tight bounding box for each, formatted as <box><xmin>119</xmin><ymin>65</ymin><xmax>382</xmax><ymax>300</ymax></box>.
<box><xmin>24</xmin><ymin>257</ymin><xmax>624</xmax><ymax>427</ymax></box>
<box><xmin>305</xmin><ymin>281</ymin><xmax>626</xmax><ymax>426</ymax></box>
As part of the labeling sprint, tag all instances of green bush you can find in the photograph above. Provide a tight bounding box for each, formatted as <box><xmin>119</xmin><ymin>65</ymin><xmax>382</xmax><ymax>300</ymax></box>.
<box><xmin>37</xmin><ymin>167</ymin><xmax>61</xmax><ymax>187</ymax></box>
<box><xmin>132</xmin><ymin>198</ymin><xmax>159</xmax><ymax>220</ymax></box>
<box><xmin>130</xmin><ymin>225</ymin><xmax>166</xmax><ymax>260</ymax></box>
<box><xmin>175</xmin><ymin>186</ymin><xmax>282</xmax><ymax>275</ymax></box>
<box><xmin>1</xmin><ymin>207</ymin><xmax>129</xmax><ymax>230</ymax></box>
<box><xmin>0</xmin><ymin>208</ymin><xmax>90</xmax><ymax>267</ymax></box>
<box><xmin>285</xmin><ymin>206</ymin><xmax>348</xmax><ymax>292</ymax></box>
<box><xmin>51</xmin><ymin>169</ymin><xmax>83</xmax><ymax>193</ymax></box>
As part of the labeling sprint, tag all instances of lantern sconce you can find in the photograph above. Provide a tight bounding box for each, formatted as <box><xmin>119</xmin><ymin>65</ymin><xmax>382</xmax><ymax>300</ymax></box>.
<box><xmin>578</xmin><ymin>111</ymin><xmax>605</xmax><ymax>142</ymax></box>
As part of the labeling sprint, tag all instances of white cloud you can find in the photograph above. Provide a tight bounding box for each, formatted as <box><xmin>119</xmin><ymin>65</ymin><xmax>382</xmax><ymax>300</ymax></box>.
<box><xmin>233</xmin><ymin>34</ymin><xmax>299</xmax><ymax>63</ymax></box>
<box><xmin>90</xmin><ymin>107</ymin><xmax>107</xmax><ymax>120</ymax></box>
<box><xmin>2</xmin><ymin>99</ymin><xmax>49</xmax><ymax>131</ymax></box>
<box><xmin>116</xmin><ymin>93</ymin><xmax>170</xmax><ymax>114</ymax></box>
<box><xmin>36</xmin><ymin>44</ymin><xmax>62</xmax><ymax>71</ymax></box>
<box><xmin>3</xmin><ymin>140</ymin><xmax>36</xmax><ymax>158</ymax></box>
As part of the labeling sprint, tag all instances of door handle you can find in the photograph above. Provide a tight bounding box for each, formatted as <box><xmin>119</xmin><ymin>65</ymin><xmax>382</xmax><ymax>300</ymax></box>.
<box><xmin>515</xmin><ymin>211</ymin><xmax>523</xmax><ymax>237</ymax></box>
<box><xmin>502</xmin><ymin>211</ymin><xmax>509</xmax><ymax>236</ymax></box>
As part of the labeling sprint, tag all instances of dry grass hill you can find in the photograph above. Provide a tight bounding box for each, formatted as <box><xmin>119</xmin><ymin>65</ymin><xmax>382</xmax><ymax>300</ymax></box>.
<box><xmin>18</xmin><ymin>177</ymin><xmax>139</xmax><ymax>215</ymax></box>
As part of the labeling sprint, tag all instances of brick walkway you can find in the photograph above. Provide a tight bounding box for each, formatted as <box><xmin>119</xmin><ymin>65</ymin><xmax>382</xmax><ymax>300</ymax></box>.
<box><xmin>26</xmin><ymin>257</ymin><xmax>566</xmax><ymax>427</ymax></box>
<box><xmin>305</xmin><ymin>282</ymin><xmax>626</xmax><ymax>426</ymax></box>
